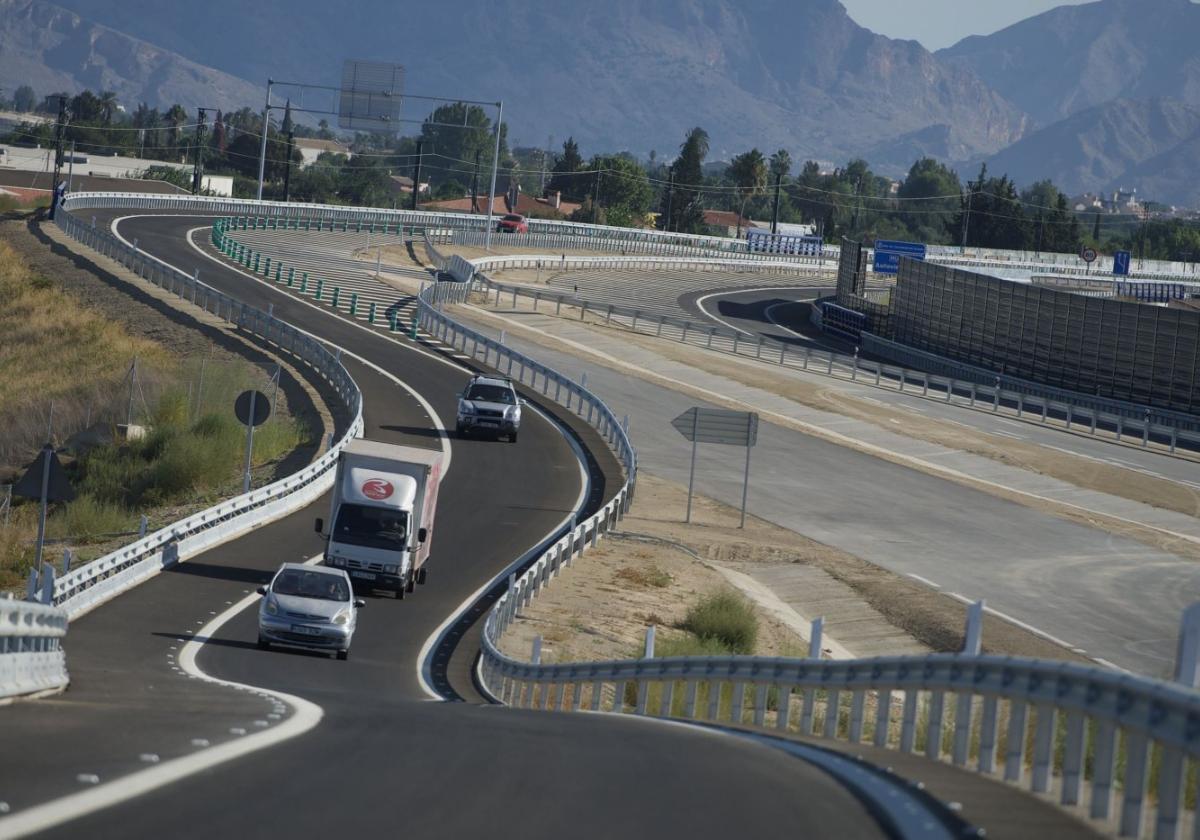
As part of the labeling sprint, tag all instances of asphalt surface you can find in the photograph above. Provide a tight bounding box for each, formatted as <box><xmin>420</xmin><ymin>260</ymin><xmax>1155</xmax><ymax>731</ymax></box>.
<box><xmin>0</xmin><ymin>211</ymin><xmax>904</xmax><ymax>839</ymax></box>
<box><xmin>454</xmin><ymin>314</ymin><xmax>1199</xmax><ymax>678</ymax></box>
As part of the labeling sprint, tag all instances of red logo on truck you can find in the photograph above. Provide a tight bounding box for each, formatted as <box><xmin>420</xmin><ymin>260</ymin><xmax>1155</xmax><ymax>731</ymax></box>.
<box><xmin>361</xmin><ymin>478</ymin><xmax>394</xmax><ymax>500</ymax></box>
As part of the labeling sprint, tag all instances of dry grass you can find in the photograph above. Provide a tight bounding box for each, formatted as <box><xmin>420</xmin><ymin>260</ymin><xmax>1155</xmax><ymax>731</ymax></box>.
<box><xmin>0</xmin><ymin>237</ymin><xmax>175</xmax><ymax>469</ymax></box>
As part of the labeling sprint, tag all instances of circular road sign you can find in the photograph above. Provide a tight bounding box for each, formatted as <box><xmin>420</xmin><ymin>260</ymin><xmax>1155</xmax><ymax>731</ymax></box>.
<box><xmin>1081</xmin><ymin>246</ymin><xmax>1098</xmax><ymax>264</ymax></box>
<box><xmin>234</xmin><ymin>390</ymin><xmax>271</xmax><ymax>427</ymax></box>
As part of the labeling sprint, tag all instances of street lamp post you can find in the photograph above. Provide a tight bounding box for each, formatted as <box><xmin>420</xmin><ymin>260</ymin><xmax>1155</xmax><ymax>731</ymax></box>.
<box><xmin>484</xmin><ymin>100</ymin><xmax>503</xmax><ymax>251</ymax></box>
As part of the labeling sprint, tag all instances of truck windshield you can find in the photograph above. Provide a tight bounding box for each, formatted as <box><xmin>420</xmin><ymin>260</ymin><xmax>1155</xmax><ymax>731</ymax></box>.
<box><xmin>466</xmin><ymin>384</ymin><xmax>514</xmax><ymax>403</ymax></box>
<box><xmin>332</xmin><ymin>504</ymin><xmax>408</xmax><ymax>551</ymax></box>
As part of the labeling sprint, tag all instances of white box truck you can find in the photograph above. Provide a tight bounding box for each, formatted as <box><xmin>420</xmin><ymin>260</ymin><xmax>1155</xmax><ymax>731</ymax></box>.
<box><xmin>316</xmin><ymin>439</ymin><xmax>443</xmax><ymax>598</ymax></box>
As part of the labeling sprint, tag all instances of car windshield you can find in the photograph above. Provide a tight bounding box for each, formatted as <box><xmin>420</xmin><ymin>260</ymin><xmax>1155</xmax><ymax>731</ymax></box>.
<box><xmin>332</xmin><ymin>503</ymin><xmax>408</xmax><ymax>551</ymax></box>
<box><xmin>466</xmin><ymin>384</ymin><xmax>515</xmax><ymax>403</ymax></box>
<box><xmin>272</xmin><ymin>569</ymin><xmax>350</xmax><ymax>602</ymax></box>
<box><xmin>502</xmin><ymin>215</ymin><xmax>523</xmax><ymax>222</ymax></box>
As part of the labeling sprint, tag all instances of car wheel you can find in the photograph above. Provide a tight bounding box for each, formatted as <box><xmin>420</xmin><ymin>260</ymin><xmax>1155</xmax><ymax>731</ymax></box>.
<box><xmin>257</xmin><ymin>635</ymin><xmax>270</xmax><ymax>650</ymax></box>
<box><xmin>456</xmin><ymin>422</ymin><xmax>466</xmax><ymax>437</ymax></box>
<box><xmin>337</xmin><ymin>649</ymin><xmax>349</xmax><ymax>661</ymax></box>
<box><xmin>510</xmin><ymin>431</ymin><xmax>518</xmax><ymax>443</ymax></box>
<box><xmin>416</xmin><ymin>566</ymin><xmax>428</xmax><ymax>585</ymax></box>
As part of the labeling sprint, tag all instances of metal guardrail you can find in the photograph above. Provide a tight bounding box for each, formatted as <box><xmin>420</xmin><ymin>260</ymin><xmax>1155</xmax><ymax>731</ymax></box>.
<box><xmin>424</xmin><ymin>239</ymin><xmax>1200</xmax><ymax>454</ymax></box>
<box><xmin>40</xmin><ymin>196</ymin><xmax>365</xmax><ymax>621</ymax></box>
<box><xmin>0</xmin><ymin>598</ymin><xmax>69</xmax><ymax>700</ymax></box>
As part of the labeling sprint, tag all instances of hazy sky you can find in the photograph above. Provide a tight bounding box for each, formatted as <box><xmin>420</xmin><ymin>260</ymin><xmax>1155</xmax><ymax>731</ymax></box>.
<box><xmin>839</xmin><ymin>0</ymin><xmax>1094</xmax><ymax>50</ymax></box>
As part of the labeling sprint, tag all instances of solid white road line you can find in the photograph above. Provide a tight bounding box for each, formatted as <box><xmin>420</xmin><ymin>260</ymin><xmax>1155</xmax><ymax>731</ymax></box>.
<box><xmin>905</xmin><ymin>573</ymin><xmax>941</xmax><ymax>589</ymax></box>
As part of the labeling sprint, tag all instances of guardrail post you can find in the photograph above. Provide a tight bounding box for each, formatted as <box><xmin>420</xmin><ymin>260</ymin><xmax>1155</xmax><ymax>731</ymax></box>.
<box><xmin>61</xmin><ymin>549</ymin><xmax>71</xmax><ymax>574</ymax></box>
<box><xmin>993</xmin><ymin>378</ymin><xmax>1001</xmax><ymax>412</ymax></box>
<box><xmin>139</xmin><ymin>514</ymin><xmax>148</xmax><ymax>538</ymax></box>
<box><xmin>40</xmin><ymin>564</ymin><xmax>55</xmax><ymax>604</ymax></box>
<box><xmin>314</xmin><ymin>279</ymin><xmax>324</xmax><ymax>302</ymax></box>
<box><xmin>922</xmin><ymin>372</ymin><xmax>929</xmax><ymax>396</ymax></box>
<box><xmin>1142</xmin><ymin>410</ymin><xmax>1150</xmax><ymax>448</ymax></box>
<box><xmin>274</xmin><ymin>264</ymin><xmax>281</xmax><ymax>283</ymax></box>
<box><xmin>367</xmin><ymin>301</ymin><xmax>376</xmax><ymax>325</ymax></box>
<box><xmin>1116</xmin><ymin>415</ymin><xmax>1124</xmax><ymax>442</ymax></box>
<box><xmin>287</xmin><ymin>267</ymin><xmax>295</xmax><ymax>287</ymax></box>
<box><xmin>970</xmin><ymin>382</ymin><xmax>977</xmax><ymax>406</ymax></box>
<box><xmin>349</xmin><ymin>293</ymin><xmax>358</xmax><ymax>317</ymax></box>
<box><xmin>1170</xmin><ymin>423</ymin><xmax>1177</xmax><ymax>453</ymax></box>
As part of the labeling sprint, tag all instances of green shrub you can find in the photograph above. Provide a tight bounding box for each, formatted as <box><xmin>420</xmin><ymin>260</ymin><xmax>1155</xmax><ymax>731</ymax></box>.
<box><xmin>679</xmin><ymin>589</ymin><xmax>758</xmax><ymax>654</ymax></box>
<box><xmin>656</xmin><ymin>632</ymin><xmax>737</xmax><ymax>657</ymax></box>
<box><xmin>49</xmin><ymin>494</ymin><xmax>132</xmax><ymax>540</ymax></box>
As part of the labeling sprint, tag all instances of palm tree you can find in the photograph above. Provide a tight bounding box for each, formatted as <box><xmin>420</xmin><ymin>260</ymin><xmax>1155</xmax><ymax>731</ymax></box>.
<box><xmin>166</xmin><ymin>104</ymin><xmax>188</xmax><ymax>146</ymax></box>
<box><xmin>98</xmin><ymin>91</ymin><xmax>119</xmax><ymax>125</ymax></box>
<box><xmin>729</xmin><ymin>148</ymin><xmax>767</xmax><ymax>238</ymax></box>
<box><xmin>769</xmin><ymin>149</ymin><xmax>792</xmax><ymax>181</ymax></box>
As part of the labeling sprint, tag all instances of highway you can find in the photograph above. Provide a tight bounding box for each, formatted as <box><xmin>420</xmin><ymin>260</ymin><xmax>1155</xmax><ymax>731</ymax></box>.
<box><xmin>0</xmin><ymin>211</ymin><xmax>942</xmax><ymax>839</ymax></box>
<box><xmin>206</xmin><ymin>225</ymin><xmax>1200</xmax><ymax>676</ymax></box>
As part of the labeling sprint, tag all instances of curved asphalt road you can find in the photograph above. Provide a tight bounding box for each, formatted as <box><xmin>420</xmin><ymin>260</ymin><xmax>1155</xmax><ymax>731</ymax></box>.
<box><xmin>0</xmin><ymin>212</ymin><xmax>900</xmax><ymax>839</ymax></box>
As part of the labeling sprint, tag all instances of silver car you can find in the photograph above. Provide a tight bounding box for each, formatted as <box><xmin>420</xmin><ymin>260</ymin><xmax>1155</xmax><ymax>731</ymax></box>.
<box><xmin>257</xmin><ymin>563</ymin><xmax>363</xmax><ymax>660</ymax></box>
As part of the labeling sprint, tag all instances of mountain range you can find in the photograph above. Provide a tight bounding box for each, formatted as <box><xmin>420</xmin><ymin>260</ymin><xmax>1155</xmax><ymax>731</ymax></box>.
<box><xmin>3</xmin><ymin>0</ymin><xmax>1200</xmax><ymax>206</ymax></box>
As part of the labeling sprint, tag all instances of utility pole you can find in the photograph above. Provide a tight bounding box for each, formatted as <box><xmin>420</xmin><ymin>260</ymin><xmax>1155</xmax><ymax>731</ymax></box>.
<box><xmin>592</xmin><ymin>169</ymin><xmax>601</xmax><ymax>224</ymax></box>
<box><xmin>256</xmin><ymin>79</ymin><xmax>274</xmax><ymax>200</ymax></box>
<box><xmin>51</xmin><ymin>95</ymin><xmax>68</xmax><ymax>194</ymax></box>
<box><xmin>67</xmin><ymin>141</ymin><xmax>76</xmax><ymax>193</ymax></box>
<box><xmin>283</xmin><ymin>129</ymin><xmax>295</xmax><ymax>202</ymax></box>
<box><xmin>411</xmin><ymin>139</ymin><xmax>424</xmax><ymax>212</ymax></box>
<box><xmin>1036</xmin><ymin>213</ymin><xmax>1044</xmax><ymax>256</ymax></box>
<box><xmin>484</xmin><ymin>100</ymin><xmax>503</xmax><ymax>251</ymax></box>
<box><xmin>471</xmin><ymin>149</ymin><xmax>481</xmax><ymax>213</ymax></box>
<box><xmin>191</xmin><ymin>108</ymin><xmax>207</xmax><ymax>195</ymax></box>
<box><xmin>771</xmin><ymin>172</ymin><xmax>782</xmax><ymax>235</ymax></box>
<box><xmin>665</xmin><ymin>168</ymin><xmax>675</xmax><ymax>232</ymax></box>
<box><xmin>960</xmin><ymin>186</ymin><xmax>973</xmax><ymax>253</ymax></box>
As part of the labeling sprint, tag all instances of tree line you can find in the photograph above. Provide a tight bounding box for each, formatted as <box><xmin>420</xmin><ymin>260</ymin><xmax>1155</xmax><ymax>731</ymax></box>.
<box><xmin>3</xmin><ymin>84</ymin><xmax>1195</xmax><ymax>260</ymax></box>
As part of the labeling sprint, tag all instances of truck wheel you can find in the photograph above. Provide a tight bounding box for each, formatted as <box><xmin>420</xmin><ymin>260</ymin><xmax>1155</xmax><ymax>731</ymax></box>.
<box><xmin>337</xmin><ymin>649</ymin><xmax>349</xmax><ymax>661</ymax></box>
<box><xmin>416</xmin><ymin>567</ymin><xmax>428</xmax><ymax>585</ymax></box>
<box><xmin>396</xmin><ymin>584</ymin><xmax>405</xmax><ymax>600</ymax></box>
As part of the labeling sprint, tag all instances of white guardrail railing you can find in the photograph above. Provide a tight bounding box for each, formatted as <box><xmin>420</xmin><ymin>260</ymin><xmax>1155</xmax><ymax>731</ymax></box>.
<box><xmin>422</xmin><ymin>234</ymin><xmax>1200</xmax><ymax>454</ymax></box>
<box><xmin>0</xmin><ymin>598</ymin><xmax>68</xmax><ymax>700</ymax></box>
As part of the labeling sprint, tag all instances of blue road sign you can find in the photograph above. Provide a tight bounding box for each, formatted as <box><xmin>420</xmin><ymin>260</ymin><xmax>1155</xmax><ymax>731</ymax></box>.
<box><xmin>873</xmin><ymin>239</ymin><xmax>927</xmax><ymax>275</ymax></box>
<box><xmin>1113</xmin><ymin>250</ymin><xmax>1132</xmax><ymax>276</ymax></box>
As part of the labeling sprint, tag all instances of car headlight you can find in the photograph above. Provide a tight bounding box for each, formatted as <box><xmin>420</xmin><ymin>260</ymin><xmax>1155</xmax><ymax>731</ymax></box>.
<box><xmin>332</xmin><ymin>609</ymin><xmax>351</xmax><ymax>627</ymax></box>
<box><xmin>460</xmin><ymin>402</ymin><xmax>475</xmax><ymax>415</ymax></box>
<box><xmin>505</xmin><ymin>406</ymin><xmax>518</xmax><ymax>419</ymax></box>
<box><xmin>384</xmin><ymin>564</ymin><xmax>399</xmax><ymax>575</ymax></box>
<box><xmin>328</xmin><ymin>557</ymin><xmax>345</xmax><ymax>568</ymax></box>
<box><xmin>264</xmin><ymin>597</ymin><xmax>279</xmax><ymax>616</ymax></box>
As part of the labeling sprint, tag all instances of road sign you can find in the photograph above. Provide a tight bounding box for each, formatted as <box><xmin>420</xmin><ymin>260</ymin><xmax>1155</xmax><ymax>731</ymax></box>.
<box><xmin>671</xmin><ymin>408</ymin><xmax>759</xmax><ymax>527</ymax></box>
<box><xmin>1081</xmin><ymin>246</ymin><xmax>1098</xmax><ymax>264</ymax></box>
<box><xmin>13</xmin><ymin>446</ymin><xmax>75</xmax><ymax>503</ymax></box>
<box><xmin>235</xmin><ymin>390</ymin><xmax>271</xmax><ymax>494</ymax></box>
<box><xmin>1114</xmin><ymin>250</ymin><xmax>1132</xmax><ymax>276</ymax></box>
<box><xmin>671</xmin><ymin>408</ymin><xmax>758</xmax><ymax>447</ymax></box>
<box><xmin>234</xmin><ymin>390</ymin><xmax>271</xmax><ymax>427</ymax></box>
<box><xmin>873</xmin><ymin>239</ymin><xmax>927</xmax><ymax>275</ymax></box>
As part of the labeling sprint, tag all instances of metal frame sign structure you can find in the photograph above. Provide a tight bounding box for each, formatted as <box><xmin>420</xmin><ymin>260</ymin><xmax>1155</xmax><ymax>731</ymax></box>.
<box><xmin>671</xmin><ymin>407</ymin><xmax>759</xmax><ymax>528</ymax></box>
<box><xmin>873</xmin><ymin>239</ymin><xmax>927</xmax><ymax>275</ymax></box>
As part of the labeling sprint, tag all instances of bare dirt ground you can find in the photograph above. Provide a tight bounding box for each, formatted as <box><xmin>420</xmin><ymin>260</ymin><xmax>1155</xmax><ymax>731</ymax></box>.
<box><xmin>497</xmin><ymin>473</ymin><xmax>1091</xmax><ymax>666</ymax></box>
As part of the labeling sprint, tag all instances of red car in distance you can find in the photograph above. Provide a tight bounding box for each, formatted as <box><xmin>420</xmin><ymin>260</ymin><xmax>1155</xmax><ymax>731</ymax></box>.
<box><xmin>496</xmin><ymin>213</ymin><xmax>528</xmax><ymax>233</ymax></box>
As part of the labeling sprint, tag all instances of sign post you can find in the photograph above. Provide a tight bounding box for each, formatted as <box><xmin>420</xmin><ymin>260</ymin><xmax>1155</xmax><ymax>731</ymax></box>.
<box><xmin>1081</xmin><ymin>246</ymin><xmax>1098</xmax><ymax>275</ymax></box>
<box><xmin>13</xmin><ymin>444</ymin><xmax>76</xmax><ymax>579</ymax></box>
<box><xmin>234</xmin><ymin>390</ymin><xmax>272</xmax><ymax>494</ymax></box>
<box><xmin>671</xmin><ymin>408</ymin><xmax>759</xmax><ymax>528</ymax></box>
